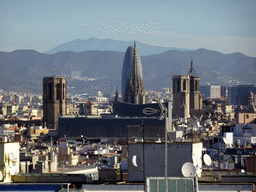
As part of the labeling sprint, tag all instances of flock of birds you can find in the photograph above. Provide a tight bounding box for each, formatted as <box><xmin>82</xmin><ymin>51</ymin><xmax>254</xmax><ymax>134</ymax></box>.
<box><xmin>83</xmin><ymin>20</ymin><xmax>176</xmax><ymax>35</ymax></box>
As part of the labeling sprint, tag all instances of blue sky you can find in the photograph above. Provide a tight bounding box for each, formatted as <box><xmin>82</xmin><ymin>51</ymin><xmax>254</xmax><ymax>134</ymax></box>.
<box><xmin>1</xmin><ymin>0</ymin><xmax>256</xmax><ymax>56</ymax></box>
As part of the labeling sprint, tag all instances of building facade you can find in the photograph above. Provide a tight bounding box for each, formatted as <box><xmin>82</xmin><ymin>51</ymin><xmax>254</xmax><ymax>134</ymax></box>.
<box><xmin>128</xmin><ymin>142</ymin><xmax>202</xmax><ymax>181</ymax></box>
<box><xmin>200</xmin><ymin>85</ymin><xmax>221</xmax><ymax>99</ymax></box>
<box><xmin>228</xmin><ymin>85</ymin><xmax>256</xmax><ymax>105</ymax></box>
<box><xmin>43</xmin><ymin>77</ymin><xmax>67</xmax><ymax>130</ymax></box>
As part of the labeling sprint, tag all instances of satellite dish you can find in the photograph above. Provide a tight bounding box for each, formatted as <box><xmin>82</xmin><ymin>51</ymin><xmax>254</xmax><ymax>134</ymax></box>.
<box><xmin>203</xmin><ymin>154</ymin><xmax>212</xmax><ymax>166</ymax></box>
<box><xmin>0</xmin><ymin>171</ymin><xmax>3</xmax><ymax>181</ymax></box>
<box><xmin>15</xmin><ymin>166</ymin><xmax>18</xmax><ymax>174</ymax></box>
<box><xmin>10</xmin><ymin>166</ymin><xmax>16</xmax><ymax>176</ymax></box>
<box><xmin>196</xmin><ymin>157</ymin><xmax>202</xmax><ymax>178</ymax></box>
<box><xmin>14</xmin><ymin>151</ymin><xmax>19</xmax><ymax>160</ymax></box>
<box><xmin>132</xmin><ymin>155</ymin><xmax>141</xmax><ymax>167</ymax></box>
<box><xmin>212</xmin><ymin>172</ymin><xmax>221</xmax><ymax>182</ymax></box>
<box><xmin>196</xmin><ymin>157</ymin><xmax>202</xmax><ymax>169</ymax></box>
<box><xmin>9</xmin><ymin>152</ymin><xmax>14</xmax><ymax>160</ymax></box>
<box><xmin>181</xmin><ymin>162</ymin><xmax>196</xmax><ymax>177</ymax></box>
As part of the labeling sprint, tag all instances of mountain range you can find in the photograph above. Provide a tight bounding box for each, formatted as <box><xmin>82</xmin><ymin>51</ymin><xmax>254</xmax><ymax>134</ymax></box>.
<box><xmin>0</xmin><ymin>38</ymin><xmax>255</xmax><ymax>95</ymax></box>
<box><xmin>44</xmin><ymin>37</ymin><xmax>191</xmax><ymax>56</ymax></box>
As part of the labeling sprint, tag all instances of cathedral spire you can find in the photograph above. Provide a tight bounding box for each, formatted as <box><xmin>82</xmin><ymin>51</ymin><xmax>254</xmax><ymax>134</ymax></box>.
<box><xmin>115</xmin><ymin>87</ymin><xmax>119</xmax><ymax>103</ymax></box>
<box><xmin>188</xmin><ymin>59</ymin><xmax>196</xmax><ymax>76</ymax></box>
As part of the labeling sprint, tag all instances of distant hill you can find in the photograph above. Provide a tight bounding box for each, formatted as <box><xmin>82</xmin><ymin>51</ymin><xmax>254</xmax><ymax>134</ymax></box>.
<box><xmin>0</xmin><ymin>48</ymin><xmax>255</xmax><ymax>95</ymax></box>
<box><xmin>44</xmin><ymin>37</ymin><xmax>191</xmax><ymax>56</ymax></box>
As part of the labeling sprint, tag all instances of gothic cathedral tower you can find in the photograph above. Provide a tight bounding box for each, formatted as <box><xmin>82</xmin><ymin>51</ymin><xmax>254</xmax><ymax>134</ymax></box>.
<box><xmin>172</xmin><ymin>75</ymin><xmax>190</xmax><ymax>118</ymax></box>
<box><xmin>172</xmin><ymin>60</ymin><xmax>202</xmax><ymax>118</ymax></box>
<box><xmin>43</xmin><ymin>77</ymin><xmax>67</xmax><ymax>130</ymax></box>
<box><xmin>189</xmin><ymin>60</ymin><xmax>202</xmax><ymax>110</ymax></box>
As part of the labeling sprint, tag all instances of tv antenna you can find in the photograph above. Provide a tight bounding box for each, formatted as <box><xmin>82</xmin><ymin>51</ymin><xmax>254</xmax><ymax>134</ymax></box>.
<box><xmin>142</xmin><ymin>101</ymin><xmax>172</xmax><ymax>192</ymax></box>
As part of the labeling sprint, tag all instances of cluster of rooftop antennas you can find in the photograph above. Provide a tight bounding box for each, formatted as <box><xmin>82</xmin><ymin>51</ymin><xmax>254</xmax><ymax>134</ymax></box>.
<box><xmin>8</xmin><ymin>151</ymin><xmax>19</xmax><ymax>176</ymax></box>
<box><xmin>0</xmin><ymin>151</ymin><xmax>19</xmax><ymax>181</ymax></box>
<box><xmin>181</xmin><ymin>154</ymin><xmax>221</xmax><ymax>182</ymax></box>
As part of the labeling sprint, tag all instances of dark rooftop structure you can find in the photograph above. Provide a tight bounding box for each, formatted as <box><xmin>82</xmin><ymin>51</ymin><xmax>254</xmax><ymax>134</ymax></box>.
<box><xmin>113</xmin><ymin>101</ymin><xmax>168</xmax><ymax>118</ymax></box>
<box><xmin>58</xmin><ymin>116</ymin><xmax>165</xmax><ymax>139</ymax></box>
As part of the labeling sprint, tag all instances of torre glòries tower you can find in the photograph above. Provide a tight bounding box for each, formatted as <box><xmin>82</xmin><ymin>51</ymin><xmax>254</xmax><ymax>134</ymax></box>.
<box><xmin>122</xmin><ymin>43</ymin><xmax>145</xmax><ymax>104</ymax></box>
<box><xmin>43</xmin><ymin>76</ymin><xmax>67</xmax><ymax>130</ymax></box>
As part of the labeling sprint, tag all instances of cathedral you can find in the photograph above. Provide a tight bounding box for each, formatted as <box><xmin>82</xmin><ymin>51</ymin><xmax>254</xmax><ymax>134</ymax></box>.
<box><xmin>172</xmin><ymin>60</ymin><xmax>203</xmax><ymax>118</ymax></box>
<box><xmin>121</xmin><ymin>42</ymin><xmax>145</xmax><ymax>104</ymax></box>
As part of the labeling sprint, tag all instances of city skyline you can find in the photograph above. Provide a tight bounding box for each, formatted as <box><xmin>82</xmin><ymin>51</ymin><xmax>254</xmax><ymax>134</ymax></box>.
<box><xmin>1</xmin><ymin>0</ymin><xmax>256</xmax><ymax>57</ymax></box>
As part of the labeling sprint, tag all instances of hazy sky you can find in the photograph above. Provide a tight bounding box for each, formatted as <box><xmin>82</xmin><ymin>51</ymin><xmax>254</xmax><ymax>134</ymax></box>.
<box><xmin>1</xmin><ymin>0</ymin><xmax>256</xmax><ymax>56</ymax></box>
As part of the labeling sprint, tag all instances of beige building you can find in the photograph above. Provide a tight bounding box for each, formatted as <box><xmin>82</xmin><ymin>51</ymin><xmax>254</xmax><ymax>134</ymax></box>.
<box><xmin>0</xmin><ymin>142</ymin><xmax>19</xmax><ymax>182</ymax></box>
<box><xmin>237</xmin><ymin>112</ymin><xmax>256</xmax><ymax>124</ymax></box>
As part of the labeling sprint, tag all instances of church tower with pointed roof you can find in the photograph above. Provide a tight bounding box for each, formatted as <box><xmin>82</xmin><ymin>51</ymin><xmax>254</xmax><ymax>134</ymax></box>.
<box><xmin>172</xmin><ymin>60</ymin><xmax>202</xmax><ymax>118</ymax></box>
<box><xmin>189</xmin><ymin>60</ymin><xmax>202</xmax><ymax>110</ymax></box>
<box><xmin>122</xmin><ymin>43</ymin><xmax>145</xmax><ymax>104</ymax></box>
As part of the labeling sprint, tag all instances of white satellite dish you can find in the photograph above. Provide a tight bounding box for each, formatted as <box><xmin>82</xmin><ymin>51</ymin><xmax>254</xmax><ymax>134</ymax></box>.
<box><xmin>132</xmin><ymin>155</ymin><xmax>141</xmax><ymax>167</ymax></box>
<box><xmin>203</xmin><ymin>154</ymin><xmax>212</xmax><ymax>166</ymax></box>
<box><xmin>196</xmin><ymin>157</ymin><xmax>202</xmax><ymax>178</ymax></box>
<box><xmin>212</xmin><ymin>172</ymin><xmax>221</xmax><ymax>182</ymax></box>
<box><xmin>9</xmin><ymin>152</ymin><xmax>14</xmax><ymax>161</ymax></box>
<box><xmin>10</xmin><ymin>166</ymin><xmax>16</xmax><ymax>176</ymax></box>
<box><xmin>15</xmin><ymin>166</ymin><xmax>18</xmax><ymax>174</ymax></box>
<box><xmin>14</xmin><ymin>151</ymin><xmax>19</xmax><ymax>161</ymax></box>
<box><xmin>181</xmin><ymin>162</ymin><xmax>196</xmax><ymax>177</ymax></box>
<box><xmin>0</xmin><ymin>171</ymin><xmax>3</xmax><ymax>181</ymax></box>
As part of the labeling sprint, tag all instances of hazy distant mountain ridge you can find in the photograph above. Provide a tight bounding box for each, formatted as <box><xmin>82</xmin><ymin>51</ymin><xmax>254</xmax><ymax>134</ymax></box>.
<box><xmin>44</xmin><ymin>38</ymin><xmax>191</xmax><ymax>56</ymax></box>
<box><xmin>0</xmin><ymin>47</ymin><xmax>255</xmax><ymax>95</ymax></box>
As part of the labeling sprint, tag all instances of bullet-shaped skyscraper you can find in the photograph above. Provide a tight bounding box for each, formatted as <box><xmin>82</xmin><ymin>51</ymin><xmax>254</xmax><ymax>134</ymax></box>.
<box><xmin>122</xmin><ymin>43</ymin><xmax>145</xmax><ymax>104</ymax></box>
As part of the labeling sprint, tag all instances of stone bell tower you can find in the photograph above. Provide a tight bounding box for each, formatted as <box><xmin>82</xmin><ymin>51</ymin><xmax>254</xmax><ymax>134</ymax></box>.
<box><xmin>43</xmin><ymin>76</ymin><xmax>67</xmax><ymax>130</ymax></box>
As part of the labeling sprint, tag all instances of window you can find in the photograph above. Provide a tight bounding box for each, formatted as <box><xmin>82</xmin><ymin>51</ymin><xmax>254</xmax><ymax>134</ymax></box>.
<box><xmin>48</xmin><ymin>83</ymin><xmax>53</xmax><ymax>100</ymax></box>
<box><xmin>183</xmin><ymin>80</ymin><xmax>186</xmax><ymax>91</ymax></box>
<box><xmin>177</xmin><ymin>79</ymin><xmax>180</xmax><ymax>92</ymax></box>
<box><xmin>63</xmin><ymin>84</ymin><xmax>65</xmax><ymax>99</ymax></box>
<box><xmin>56</xmin><ymin>83</ymin><xmax>60</xmax><ymax>100</ymax></box>
<box><xmin>195</xmin><ymin>81</ymin><xmax>198</xmax><ymax>91</ymax></box>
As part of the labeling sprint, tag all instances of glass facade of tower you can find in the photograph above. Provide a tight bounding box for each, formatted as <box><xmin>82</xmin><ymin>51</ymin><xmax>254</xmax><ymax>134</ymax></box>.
<box><xmin>228</xmin><ymin>85</ymin><xmax>256</xmax><ymax>105</ymax></box>
<box><xmin>121</xmin><ymin>45</ymin><xmax>144</xmax><ymax>102</ymax></box>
